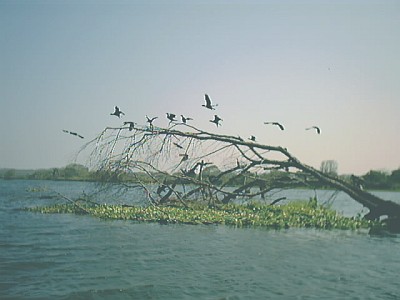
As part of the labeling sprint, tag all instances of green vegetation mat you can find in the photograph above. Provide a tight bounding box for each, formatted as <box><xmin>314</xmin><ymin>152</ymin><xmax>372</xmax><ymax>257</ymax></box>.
<box><xmin>27</xmin><ymin>200</ymin><xmax>372</xmax><ymax>230</ymax></box>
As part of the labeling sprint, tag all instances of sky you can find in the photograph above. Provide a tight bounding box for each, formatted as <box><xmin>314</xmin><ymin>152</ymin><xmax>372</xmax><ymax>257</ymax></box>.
<box><xmin>1</xmin><ymin>0</ymin><xmax>399</xmax><ymax>175</ymax></box>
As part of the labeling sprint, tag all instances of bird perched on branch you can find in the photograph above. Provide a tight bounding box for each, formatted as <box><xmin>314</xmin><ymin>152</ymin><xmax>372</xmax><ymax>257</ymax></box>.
<box><xmin>62</xmin><ymin>130</ymin><xmax>84</xmax><ymax>139</ymax></box>
<box><xmin>110</xmin><ymin>106</ymin><xmax>125</xmax><ymax>118</ymax></box>
<box><xmin>202</xmin><ymin>94</ymin><xmax>218</xmax><ymax>110</ymax></box>
<box><xmin>166</xmin><ymin>113</ymin><xmax>177</xmax><ymax>124</ymax></box>
<box><xmin>145</xmin><ymin>115</ymin><xmax>158</xmax><ymax>129</ymax></box>
<box><xmin>123</xmin><ymin>121</ymin><xmax>136</xmax><ymax>131</ymax></box>
<box><xmin>210</xmin><ymin>115</ymin><xmax>223</xmax><ymax>127</ymax></box>
<box><xmin>180</xmin><ymin>115</ymin><xmax>193</xmax><ymax>124</ymax></box>
<box><xmin>306</xmin><ymin>126</ymin><xmax>321</xmax><ymax>134</ymax></box>
<box><xmin>264</xmin><ymin>122</ymin><xmax>285</xmax><ymax>131</ymax></box>
<box><xmin>249</xmin><ymin>135</ymin><xmax>256</xmax><ymax>141</ymax></box>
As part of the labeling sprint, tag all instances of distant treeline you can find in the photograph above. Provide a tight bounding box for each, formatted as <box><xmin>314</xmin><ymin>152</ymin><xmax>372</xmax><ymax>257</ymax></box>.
<box><xmin>0</xmin><ymin>164</ymin><xmax>166</xmax><ymax>183</ymax></box>
<box><xmin>0</xmin><ymin>164</ymin><xmax>95</xmax><ymax>181</ymax></box>
<box><xmin>356</xmin><ymin>169</ymin><xmax>400</xmax><ymax>190</ymax></box>
<box><xmin>1</xmin><ymin>163</ymin><xmax>399</xmax><ymax>190</ymax></box>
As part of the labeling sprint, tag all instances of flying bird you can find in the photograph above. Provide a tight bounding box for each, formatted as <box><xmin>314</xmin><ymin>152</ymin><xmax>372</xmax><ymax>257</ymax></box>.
<box><xmin>210</xmin><ymin>115</ymin><xmax>223</xmax><ymax>127</ymax></box>
<box><xmin>202</xmin><ymin>94</ymin><xmax>218</xmax><ymax>110</ymax></box>
<box><xmin>180</xmin><ymin>115</ymin><xmax>193</xmax><ymax>124</ymax></box>
<box><xmin>69</xmin><ymin>132</ymin><xmax>84</xmax><ymax>139</ymax></box>
<box><xmin>123</xmin><ymin>121</ymin><xmax>136</xmax><ymax>131</ymax></box>
<box><xmin>62</xmin><ymin>130</ymin><xmax>84</xmax><ymax>139</ymax></box>
<box><xmin>264</xmin><ymin>122</ymin><xmax>285</xmax><ymax>131</ymax></box>
<box><xmin>166</xmin><ymin>113</ymin><xmax>177</xmax><ymax>123</ymax></box>
<box><xmin>306</xmin><ymin>126</ymin><xmax>321</xmax><ymax>134</ymax></box>
<box><xmin>110</xmin><ymin>106</ymin><xmax>125</xmax><ymax>118</ymax></box>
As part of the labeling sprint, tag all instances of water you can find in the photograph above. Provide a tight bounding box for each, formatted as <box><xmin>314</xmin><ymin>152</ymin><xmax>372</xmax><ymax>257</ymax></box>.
<box><xmin>1</xmin><ymin>180</ymin><xmax>400</xmax><ymax>299</ymax></box>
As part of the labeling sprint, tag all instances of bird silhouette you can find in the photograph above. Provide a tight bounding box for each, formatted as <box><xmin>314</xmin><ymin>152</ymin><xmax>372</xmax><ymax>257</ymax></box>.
<box><xmin>123</xmin><ymin>121</ymin><xmax>136</xmax><ymax>131</ymax></box>
<box><xmin>110</xmin><ymin>106</ymin><xmax>125</xmax><ymax>118</ymax></box>
<box><xmin>70</xmin><ymin>132</ymin><xmax>84</xmax><ymax>139</ymax></box>
<box><xmin>249</xmin><ymin>135</ymin><xmax>256</xmax><ymax>141</ymax></box>
<box><xmin>210</xmin><ymin>115</ymin><xmax>223</xmax><ymax>127</ymax></box>
<box><xmin>62</xmin><ymin>130</ymin><xmax>84</xmax><ymax>139</ymax></box>
<box><xmin>166</xmin><ymin>113</ymin><xmax>177</xmax><ymax>124</ymax></box>
<box><xmin>146</xmin><ymin>115</ymin><xmax>158</xmax><ymax>126</ymax></box>
<box><xmin>306</xmin><ymin>126</ymin><xmax>321</xmax><ymax>134</ymax></box>
<box><xmin>202</xmin><ymin>94</ymin><xmax>218</xmax><ymax>110</ymax></box>
<box><xmin>146</xmin><ymin>115</ymin><xmax>157</xmax><ymax>131</ymax></box>
<box><xmin>264</xmin><ymin>122</ymin><xmax>285</xmax><ymax>131</ymax></box>
<box><xmin>180</xmin><ymin>115</ymin><xmax>193</xmax><ymax>124</ymax></box>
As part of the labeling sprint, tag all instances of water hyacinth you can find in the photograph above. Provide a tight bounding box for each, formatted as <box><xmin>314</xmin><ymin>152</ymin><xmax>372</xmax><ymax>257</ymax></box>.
<box><xmin>26</xmin><ymin>200</ymin><xmax>373</xmax><ymax>231</ymax></box>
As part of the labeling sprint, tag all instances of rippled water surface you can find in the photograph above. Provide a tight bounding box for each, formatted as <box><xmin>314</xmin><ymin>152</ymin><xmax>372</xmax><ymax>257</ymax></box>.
<box><xmin>1</xmin><ymin>180</ymin><xmax>399</xmax><ymax>299</ymax></box>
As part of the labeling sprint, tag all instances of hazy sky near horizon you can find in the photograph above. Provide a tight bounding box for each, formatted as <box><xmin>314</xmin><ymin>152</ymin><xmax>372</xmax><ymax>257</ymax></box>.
<box><xmin>1</xmin><ymin>0</ymin><xmax>399</xmax><ymax>175</ymax></box>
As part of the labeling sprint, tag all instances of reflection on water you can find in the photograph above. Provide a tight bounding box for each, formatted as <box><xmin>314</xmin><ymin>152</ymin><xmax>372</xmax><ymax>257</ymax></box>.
<box><xmin>1</xmin><ymin>180</ymin><xmax>399</xmax><ymax>299</ymax></box>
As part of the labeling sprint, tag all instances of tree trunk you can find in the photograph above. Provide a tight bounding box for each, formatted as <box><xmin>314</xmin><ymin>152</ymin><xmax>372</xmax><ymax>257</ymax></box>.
<box><xmin>85</xmin><ymin>123</ymin><xmax>400</xmax><ymax>232</ymax></box>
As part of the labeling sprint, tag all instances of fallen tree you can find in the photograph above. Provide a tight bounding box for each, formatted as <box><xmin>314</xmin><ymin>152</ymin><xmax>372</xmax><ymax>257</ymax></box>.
<box><xmin>81</xmin><ymin>122</ymin><xmax>400</xmax><ymax>233</ymax></box>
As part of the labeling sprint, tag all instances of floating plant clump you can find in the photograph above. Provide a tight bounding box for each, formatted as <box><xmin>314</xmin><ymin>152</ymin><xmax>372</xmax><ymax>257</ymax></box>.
<box><xmin>27</xmin><ymin>200</ymin><xmax>372</xmax><ymax>231</ymax></box>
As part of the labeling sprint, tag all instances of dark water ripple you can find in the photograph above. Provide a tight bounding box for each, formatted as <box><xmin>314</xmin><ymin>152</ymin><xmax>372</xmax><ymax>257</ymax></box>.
<box><xmin>1</xmin><ymin>180</ymin><xmax>400</xmax><ymax>299</ymax></box>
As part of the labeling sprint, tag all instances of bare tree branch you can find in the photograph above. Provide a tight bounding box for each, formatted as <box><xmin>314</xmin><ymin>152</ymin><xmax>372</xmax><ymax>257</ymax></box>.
<box><xmin>79</xmin><ymin>122</ymin><xmax>400</xmax><ymax>228</ymax></box>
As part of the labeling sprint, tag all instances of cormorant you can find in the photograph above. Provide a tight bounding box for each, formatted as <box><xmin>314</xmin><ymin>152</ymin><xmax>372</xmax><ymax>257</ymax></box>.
<box><xmin>145</xmin><ymin>115</ymin><xmax>158</xmax><ymax>131</ymax></box>
<box><xmin>306</xmin><ymin>126</ymin><xmax>321</xmax><ymax>134</ymax></box>
<box><xmin>110</xmin><ymin>106</ymin><xmax>125</xmax><ymax>118</ymax></box>
<box><xmin>202</xmin><ymin>94</ymin><xmax>218</xmax><ymax>110</ymax></box>
<box><xmin>210</xmin><ymin>115</ymin><xmax>223</xmax><ymax>127</ymax></box>
<box><xmin>123</xmin><ymin>121</ymin><xmax>136</xmax><ymax>131</ymax></box>
<box><xmin>146</xmin><ymin>115</ymin><xmax>157</xmax><ymax>126</ymax></box>
<box><xmin>264</xmin><ymin>122</ymin><xmax>285</xmax><ymax>131</ymax></box>
<box><xmin>62</xmin><ymin>130</ymin><xmax>84</xmax><ymax>139</ymax></box>
<box><xmin>166</xmin><ymin>113</ymin><xmax>177</xmax><ymax>123</ymax></box>
<box><xmin>181</xmin><ymin>115</ymin><xmax>193</xmax><ymax>124</ymax></box>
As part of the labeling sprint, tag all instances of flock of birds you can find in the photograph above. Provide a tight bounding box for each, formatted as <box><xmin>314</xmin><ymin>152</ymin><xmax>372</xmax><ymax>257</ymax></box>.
<box><xmin>62</xmin><ymin>94</ymin><xmax>321</xmax><ymax>142</ymax></box>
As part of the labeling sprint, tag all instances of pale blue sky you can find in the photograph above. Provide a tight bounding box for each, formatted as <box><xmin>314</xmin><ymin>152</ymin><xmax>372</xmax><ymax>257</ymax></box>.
<box><xmin>1</xmin><ymin>0</ymin><xmax>399</xmax><ymax>175</ymax></box>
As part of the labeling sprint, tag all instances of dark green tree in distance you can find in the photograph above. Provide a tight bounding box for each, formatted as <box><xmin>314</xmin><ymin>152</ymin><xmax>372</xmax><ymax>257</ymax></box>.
<box><xmin>362</xmin><ymin>170</ymin><xmax>390</xmax><ymax>190</ymax></box>
<box><xmin>389</xmin><ymin>168</ymin><xmax>400</xmax><ymax>189</ymax></box>
<box><xmin>3</xmin><ymin>169</ymin><xmax>16</xmax><ymax>180</ymax></box>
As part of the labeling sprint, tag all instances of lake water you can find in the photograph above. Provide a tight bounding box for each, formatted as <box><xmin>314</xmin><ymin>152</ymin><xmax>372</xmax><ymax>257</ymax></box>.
<box><xmin>1</xmin><ymin>180</ymin><xmax>399</xmax><ymax>299</ymax></box>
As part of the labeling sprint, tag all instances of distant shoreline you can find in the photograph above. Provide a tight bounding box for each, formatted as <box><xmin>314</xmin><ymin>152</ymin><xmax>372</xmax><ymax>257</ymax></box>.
<box><xmin>1</xmin><ymin>164</ymin><xmax>399</xmax><ymax>191</ymax></box>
